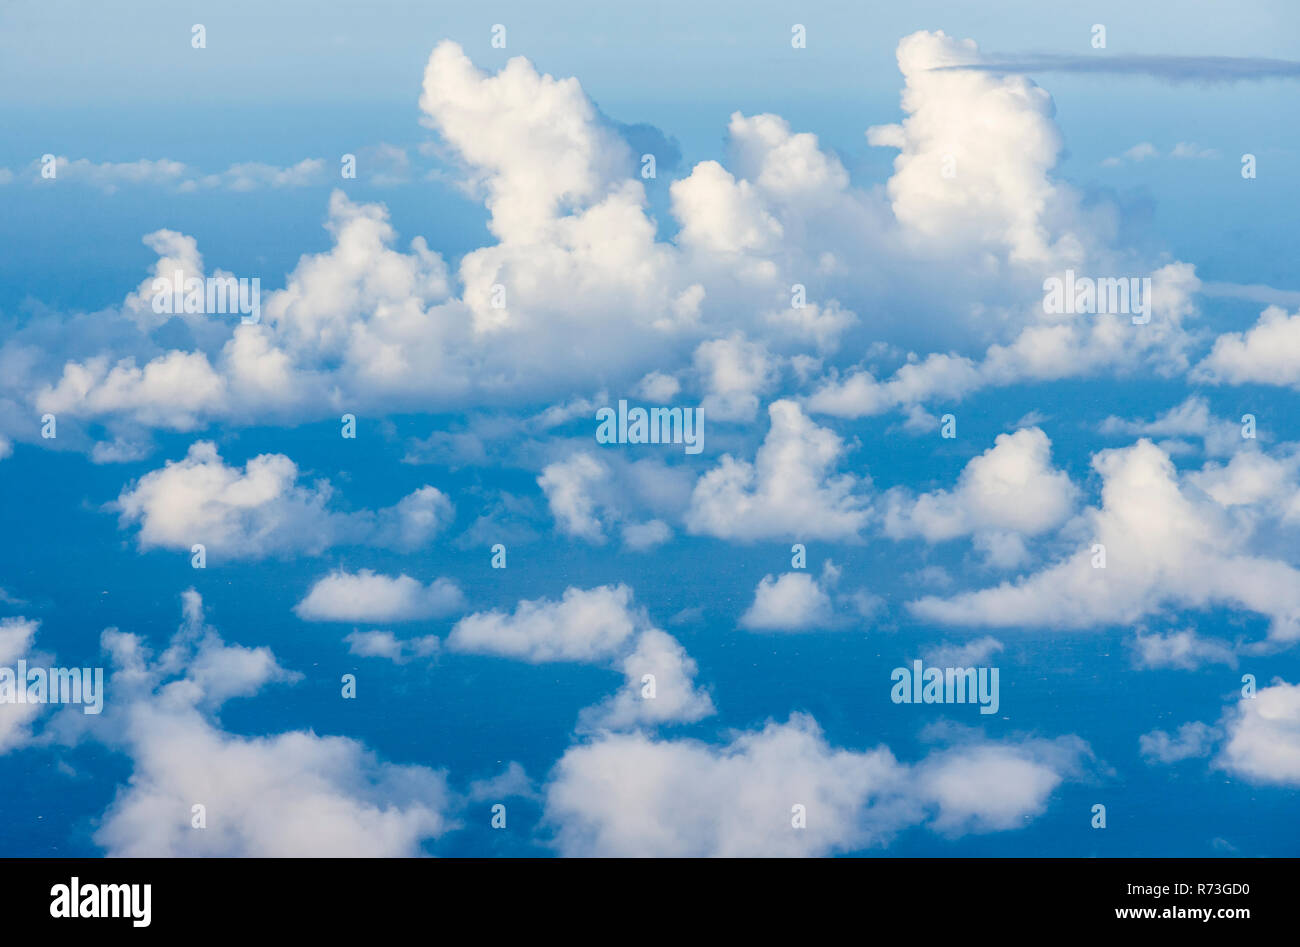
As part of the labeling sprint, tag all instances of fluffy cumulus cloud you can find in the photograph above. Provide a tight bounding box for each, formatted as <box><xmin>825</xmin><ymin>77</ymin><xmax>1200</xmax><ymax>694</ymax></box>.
<box><xmin>579</xmin><ymin>629</ymin><xmax>715</xmax><ymax>730</ymax></box>
<box><xmin>5</xmin><ymin>27</ymin><xmax>1214</xmax><ymax>454</ymax></box>
<box><xmin>537</xmin><ymin>452</ymin><xmax>611</xmax><ymax>543</ymax></box>
<box><xmin>884</xmin><ymin>428</ymin><xmax>1076</xmax><ymax>564</ymax></box>
<box><xmin>740</xmin><ymin>572</ymin><xmax>835</xmax><ymax>631</ymax></box>
<box><xmin>448</xmin><ymin>584</ymin><xmax>642</xmax><ymax>663</ymax></box>
<box><xmin>449</xmin><ymin>585</ymin><xmax>712</xmax><ymax>729</ymax></box>
<box><xmin>543</xmin><ymin>715</ymin><xmax>1091</xmax><ymax>856</ymax></box>
<box><xmin>115</xmin><ymin>442</ymin><xmax>453</xmax><ymax>559</ymax></box>
<box><xmin>295</xmin><ymin>569</ymin><xmax>465</xmax><ymax>622</ymax></box>
<box><xmin>911</xmin><ymin>439</ymin><xmax>1300</xmax><ymax>642</ymax></box>
<box><xmin>1195</xmin><ymin>306</ymin><xmax>1300</xmax><ymax>388</ymax></box>
<box><xmin>687</xmin><ymin>400</ymin><xmax>871</xmax><ymax>541</ymax></box>
<box><xmin>84</xmin><ymin>591</ymin><xmax>455</xmax><ymax>856</ymax></box>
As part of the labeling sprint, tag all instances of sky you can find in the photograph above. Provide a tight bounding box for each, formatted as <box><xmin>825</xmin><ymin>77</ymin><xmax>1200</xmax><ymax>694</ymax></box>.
<box><xmin>1</xmin><ymin>1</ymin><xmax>1299</xmax><ymax>857</ymax></box>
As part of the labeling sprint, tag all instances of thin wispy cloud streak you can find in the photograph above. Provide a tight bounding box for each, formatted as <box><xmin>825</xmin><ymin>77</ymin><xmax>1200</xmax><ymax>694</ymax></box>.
<box><xmin>934</xmin><ymin>53</ymin><xmax>1300</xmax><ymax>83</ymax></box>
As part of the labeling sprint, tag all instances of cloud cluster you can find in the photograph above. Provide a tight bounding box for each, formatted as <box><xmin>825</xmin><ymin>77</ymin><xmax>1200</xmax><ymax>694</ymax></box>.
<box><xmin>115</xmin><ymin>442</ymin><xmax>453</xmax><ymax>559</ymax></box>
<box><xmin>544</xmin><ymin>715</ymin><xmax>1091</xmax><ymax>856</ymax></box>
<box><xmin>449</xmin><ymin>584</ymin><xmax>713</xmax><ymax>729</ymax></box>
<box><xmin>295</xmin><ymin>570</ymin><xmax>465</xmax><ymax>622</ymax></box>
<box><xmin>911</xmin><ymin>438</ymin><xmax>1300</xmax><ymax>642</ymax></box>
<box><xmin>86</xmin><ymin>591</ymin><xmax>455</xmax><ymax>856</ymax></box>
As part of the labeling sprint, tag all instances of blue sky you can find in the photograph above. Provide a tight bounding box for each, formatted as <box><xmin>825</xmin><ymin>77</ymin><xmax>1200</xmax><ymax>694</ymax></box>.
<box><xmin>1</xmin><ymin>1</ymin><xmax>1299</xmax><ymax>856</ymax></box>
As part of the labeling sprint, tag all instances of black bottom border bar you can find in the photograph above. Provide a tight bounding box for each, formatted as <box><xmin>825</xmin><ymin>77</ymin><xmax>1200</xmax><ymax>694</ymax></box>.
<box><xmin>2</xmin><ymin>857</ymin><xmax>1286</xmax><ymax>933</ymax></box>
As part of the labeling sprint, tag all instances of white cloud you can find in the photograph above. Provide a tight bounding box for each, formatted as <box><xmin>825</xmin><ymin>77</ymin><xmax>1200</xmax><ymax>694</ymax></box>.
<box><xmin>921</xmin><ymin>637</ymin><xmax>1004</xmax><ymax>667</ymax></box>
<box><xmin>448</xmin><ymin>584</ymin><xmax>641</xmax><ymax>664</ymax></box>
<box><xmin>693</xmin><ymin>333</ymin><xmax>778</xmax><ymax>423</ymax></box>
<box><xmin>544</xmin><ymin>714</ymin><xmax>1090</xmax><ymax>855</ymax></box>
<box><xmin>883</xmin><ymin>428</ymin><xmax>1076</xmax><ymax>551</ymax></box>
<box><xmin>579</xmin><ymin>628</ymin><xmax>715</xmax><ymax>730</ymax></box>
<box><xmin>636</xmin><ymin>372</ymin><xmax>681</xmax><ymax>402</ymax></box>
<box><xmin>11</xmin><ymin>33</ymin><xmax>1207</xmax><ymax>441</ymax></box>
<box><xmin>1140</xmin><ymin>722</ymin><xmax>1218</xmax><ymax>764</ymax></box>
<box><xmin>739</xmin><ymin>572</ymin><xmax>835</xmax><ymax>631</ymax></box>
<box><xmin>31</xmin><ymin>156</ymin><xmax>326</xmax><ymax>193</ymax></box>
<box><xmin>1216</xmin><ymin>680</ymin><xmax>1300</xmax><ymax>786</ymax></box>
<box><xmin>621</xmin><ymin>519</ymin><xmax>671</xmax><ymax>551</ymax></box>
<box><xmin>448</xmin><ymin>584</ymin><xmax>712</xmax><ymax>729</ymax></box>
<box><xmin>1195</xmin><ymin>306</ymin><xmax>1300</xmax><ymax>388</ymax></box>
<box><xmin>686</xmin><ymin>400</ymin><xmax>870</xmax><ymax>541</ymax></box>
<box><xmin>1130</xmin><ymin>629</ymin><xmax>1236</xmax><ymax>670</ymax></box>
<box><xmin>115</xmin><ymin>442</ymin><xmax>452</xmax><ymax>559</ymax></box>
<box><xmin>537</xmin><ymin>452</ymin><xmax>610</xmax><ymax>543</ymax></box>
<box><xmin>911</xmin><ymin>439</ymin><xmax>1300</xmax><ymax>642</ymax></box>
<box><xmin>344</xmin><ymin>630</ymin><xmax>441</xmax><ymax>663</ymax></box>
<box><xmin>1099</xmin><ymin>396</ymin><xmax>1245</xmax><ymax>456</ymax></box>
<box><xmin>0</xmin><ymin>618</ymin><xmax>42</xmax><ymax>753</ymax></box>
<box><xmin>296</xmin><ymin>570</ymin><xmax>465</xmax><ymax>622</ymax></box>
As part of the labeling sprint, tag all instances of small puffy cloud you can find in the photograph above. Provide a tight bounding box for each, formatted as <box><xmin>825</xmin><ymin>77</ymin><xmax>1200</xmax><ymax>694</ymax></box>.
<box><xmin>1195</xmin><ymin>306</ymin><xmax>1300</xmax><ymax>388</ymax></box>
<box><xmin>621</xmin><ymin>519</ymin><xmax>671</xmax><ymax>551</ymax></box>
<box><xmin>538</xmin><ymin>451</ymin><xmax>691</xmax><ymax>547</ymax></box>
<box><xmin>296</xmin><ymin>570</ymin><xmax>465</xmax><ymax>623</ymax></box>
<box><xmin>1170</xmin><ymin>142</ymin><xmax>1219</xmax><ymax>160</ymax></box>
<box><xmin>579</xmin><ymin>629</ymin><xmax>715</xmax><ymax>730</ymax></box>
<box><xmin>1216</xmin><ymin>680</ymin><xmax>1300</xmax><ymax>786</ymax></box>
<box><xmin>194</xmin><ymin>158</ymin><xmax>326</xmax><ymax>191</ymax></box>
<box><xmin>740</xmin><ymin>572</ymin><xmax>834</xmax><ymax>631</ymax></box>
<box><xmin>449</xmin><ymin>584</ymin><xmax>712</xmax><ymax>729</ymax></box>
<box><xmin>1140</xmin><ymin>722</ymin><xmax>1218</xmax><ymax>764</ymax></box>
<box><xmin>921</xmin><ymin>637</ymin><xmax>1004</xmax><ymax>667</ymax></box>
<box><xmin>537</xmin><ymin>452</ymin><xmax>610</xmax><ymax>542</ymax></box>
<box><xmin>467</xmin><ymin>761</ymin><xmax>537</xmax><ymax>802</ymax></box>
<box><xmin>1099</xmin><ymin>396</ymin><xmax>1244</xmax><ymax>457</ymax></box>
<box><xmin>1101</xmin><ymin>142</ymin><xmax>1158</xmax><ymax>166</ymax></box>
<box><xmin>693</xmin><ymin>333</ymin><xmax>778</xmax><ymax>423</ymax></box>
<box><xmin>38</xmin><ymin>351</ymin><xmax>228</xmax><ymax>430</ymax></box>
<box><xmin>636</xmin><ymin>372</ymin><xmax>681</xmax><ymax>403</ymax></box>
<box><xmin>1130</xmin><ymin>629</ymin><xmax>1236</xmax><ymax>670</ymax></box>
<box><xmin>448</xmin><ymin>584</ymin><xmax>641</xmax><ymax>663</ymax></box>
<box><xmin>115</xmin><ymin>442</ymin><xmax>452</xmax><ymax>559</ymax></box>
<box><xmin>916</xmin><ymin>737</ymin><xmax>1088</xmax><ymax>835</ymax></box>
<box><xmin>0</xmin><ymin>618</ymin><xmax>42</xmax><ymax>753</ymax></box>
<box><xmin>344</xmin><ymin>630</ymin><xmax>441</xmax><ymax>663</ymax></box>
<box><xmin>884</xmin><ymin>428</ymin><xmax>1076</xmax><ymax>549</ymax></box>
<box><xmin>687</xmin><ymin>400</ymin><xmax>870</xmax><ymax>541</ymax></box>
